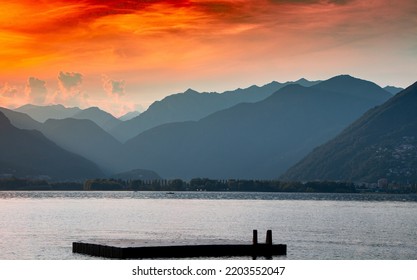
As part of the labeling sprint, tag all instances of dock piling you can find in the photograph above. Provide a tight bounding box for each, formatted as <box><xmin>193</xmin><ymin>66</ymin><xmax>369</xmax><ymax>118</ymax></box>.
<box><xmin>266</xmin><ymin>230</ymin><xmax>272</xmax><ymax>245</ymax></box>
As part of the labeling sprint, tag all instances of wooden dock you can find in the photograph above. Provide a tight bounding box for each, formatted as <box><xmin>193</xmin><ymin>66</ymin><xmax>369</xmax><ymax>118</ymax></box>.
<box><xmin>72</xmin><ymin>230</ymin><xmax>287</xmax><ymax>259</ymax></box>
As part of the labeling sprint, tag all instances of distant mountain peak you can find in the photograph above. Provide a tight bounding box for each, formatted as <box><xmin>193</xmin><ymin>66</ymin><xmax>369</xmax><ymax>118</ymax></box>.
<box><xmin>184</xmin><ymin>88</ymin><xmax>199</xmax><ymax>94</ymax></box>
<box><xmin>325</xmin><ymin>74</ymin><xmax>357</xmax><ymax>82</ymax></box>
<box><xmin>312</xmin><ymin>75</ymin><xmax>391</xmax><ymax>102</ymax></box>
<box><xmin>84</xmin><ymin>106</ymin><xmax>100</xmax><ymax>111</ymax></box>
<box><xmin>291</xmin><ymin>78</ymin><xmax>321</xmax><ymax>87</ymax></box>
<box><xmin>268</xmin><ymin>81</ymin><xmax>280</xmax><ymax>85</ymax></box>
<box><xmin>336</xmin><ymin>74</ymin><xmax>354</xmax><ymax>78</ymax></box>
<box><xmin>78</xmin><ymin>106</ymin><xmax>116</xmax><ymax>118</ymax></box>
<box><xmin>383</xmin><ymin>86</ymin><xmax>404</xmax><ymax>95</ymax></box>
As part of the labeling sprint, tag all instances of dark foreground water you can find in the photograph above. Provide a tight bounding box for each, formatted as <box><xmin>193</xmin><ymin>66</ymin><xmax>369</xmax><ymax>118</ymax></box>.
<box><xmin>0</xmin><ymin>191</ymin><xmax>416</xmax><ymax>260</ymax></box>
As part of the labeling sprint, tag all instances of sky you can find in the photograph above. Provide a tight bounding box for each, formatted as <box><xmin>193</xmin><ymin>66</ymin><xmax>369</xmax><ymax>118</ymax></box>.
<box><xmin>0</xmin><ymin>0</ymin><xmax>416</xmax><ymax>116</ymax></box>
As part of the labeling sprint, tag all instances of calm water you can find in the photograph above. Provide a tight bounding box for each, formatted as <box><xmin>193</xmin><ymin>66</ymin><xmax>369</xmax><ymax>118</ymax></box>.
<box><xmin>0</xmin><ymin>191</ymin><xmax>416</xmax><ymax>260</ymax></box>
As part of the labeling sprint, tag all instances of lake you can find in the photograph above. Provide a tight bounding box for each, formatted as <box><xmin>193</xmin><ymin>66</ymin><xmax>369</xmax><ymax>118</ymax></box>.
<box><xmin>0</xmin><ymin>191</ymin><xmax>416</xmax><ymax>260</ymax></box>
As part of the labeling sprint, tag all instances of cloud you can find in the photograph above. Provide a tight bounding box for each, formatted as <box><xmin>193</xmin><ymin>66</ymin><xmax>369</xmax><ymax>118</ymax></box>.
<box><xmin>0</xmin><ymin>82</ymin><xmax>19</xmax><ymax>98</ymax></box>
<box><xmin>25</xmin><ymin>77</ymin><xmax>48</xmax><ymax>104</ymax></box>
<box><xmin>1</xmin><ymin>0</ymin><xmax>416</xmax><ymax>109</ymax></box>
<box><xmin>102</xmin><ymin>75</ymin><xmax>126</xmax><ymax>97</ymax></box>
<box><xmin>55</xmin><ymin>71</ymin><xmax>84</xmax><ymax>106</ymax></box>
<box><xmin>268</xmin><ymin>0</ymin><xmax>350</xmax><ymax>4</ymax></box>
<box><xmin>0</xmin><ymin>82</ymin><xmax>26</xmax><ymax>108</ymax></box>
<box><xmin>99</xmin><ymin>75</ymin><xmax>133</xmax><ymax>117</ymax></box>
<box><xmin>58</xmin><ymin>71</ymin><xmax>83</xmax><ymax>91</ymax></box>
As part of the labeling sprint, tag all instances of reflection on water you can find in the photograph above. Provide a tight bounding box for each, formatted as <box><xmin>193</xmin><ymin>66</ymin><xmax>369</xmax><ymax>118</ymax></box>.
<box><xmin>0</xmin><ymin>191</ymin><xmax>417</xmax><ymax>260</ymax></box>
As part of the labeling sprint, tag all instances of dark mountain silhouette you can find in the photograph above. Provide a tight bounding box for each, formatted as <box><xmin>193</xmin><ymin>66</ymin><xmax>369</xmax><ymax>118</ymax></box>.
<box><xmin>15</xmin><ymin>104</ymin><xmax>81</xmax><ymax>122</ymax></box>
<box><xmin>39</xmin><ymin>118</ymin><xmax>122</xmax><ymax>173</ymax></box>
<box><xmin>0</xmin><ymin>112</ymin><xmax>102</xmax><ymax>180</ymax></box>
<box><xmin>71</xmin><ymin>107</ymin><xmax>121</xmax><ymax>131</ymax></box>
<box><xmin>118</xmin><ymin>75</ymin><xmax>392</xmax><ymax>179</ymax></box>
<box><xmin>0</xmin><ymin>107</ymin><xmax>42</xmax><ymax>130</ymax></box>
<box><xmin>384</xmin><ymin>86</ymin><xmax>403</xmax><ymax>95</ymax></box>
<box><xmin>312</xmin><ymin>75</ymin><xmax>391</xmax><ymax>103</ymax></box>
<box><xmin>110</xmin><ymin>79</ymin><xmax>319</xmax><ymax>142</ymax></box>
<box><xmin>281</xmin><ymin>82</ymin><xmax>417</xmax><ymax>183</ymax></box>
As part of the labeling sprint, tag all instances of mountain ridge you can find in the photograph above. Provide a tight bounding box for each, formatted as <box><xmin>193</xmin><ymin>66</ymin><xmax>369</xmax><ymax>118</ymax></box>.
<box><xmin>40</xmin><ymin>118</ymin><xmax>123</xmax><ymax>173</ymax></box>
<box><xmin>16</xmin><ymin>104</ymin><xmax>82</xmax><ymax>122</ymax></box>
<box><xmin>118</xmin><ymin>75</ymin><xmax>392</xmax><ymax>179</ymax></box>
<box><xmin>110</xmin><ymin>78</ymin><xmax>321</xmax><ymax>142</ymax></box>
<box><xmin>281</xmin><ymin>81</ymin><xmax>417</xmax><ymax>183</ymax></box>
<box><xmin>0</xmin><ymin>112</ymin><xmax>103</xmax><ymax>180</ymax></box>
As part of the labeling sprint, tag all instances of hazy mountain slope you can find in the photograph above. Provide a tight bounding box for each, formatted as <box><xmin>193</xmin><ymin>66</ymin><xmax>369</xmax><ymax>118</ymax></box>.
<box><xmin>15</xmin><ymin>104</ymin><xmax>121</xmax><ymax>131</ymax></box>
<box><xmin>120</xmin><ymin>75</ymin><xmax>391</xmax><ymax>179</ymax></box>
<box><xmin>281</xmin><ymin>82</ymin><xmax>417</xmax><ymax>183</ymax></box>
<box><xmin>384</xmin><ymin>86</ymin><xmax>403</xmax><ymax>95</ymax></box>
<box><xmin>39</xmin><ymin>118</ymin><xmax>122</xmax><ymax>173</ymax></box>
<box><xmin>119</xmin><ymin>111</ymin><xmax>141</xmax><ymax>121</ymax></box>
<box><xmin>0</xmin><ymin>107</ymin><xmax>42</xmax><ymax>130</ymax></box>
<box><xmin>15</xmin><ymin>104</ymin><xmax>81</xmax><ymax>122</ymax></box>
<box><xmin>1</xmin><ymin>108</ymin><xmax>122</xmax><ymax>173</ymax></box>
<box><xmin>110</xmin><ymin>79</ymin><xmax>319</xmax><ymax>142</ymax></box>
<box><xmin>0</xmin><ymin>112</ymin><xmax>102</xmax><ymax>180</ymax></box>
<box><xmin>71</xmin><ymin>107</ymin><xmax>121</xmax><ymax>131</ymax></box>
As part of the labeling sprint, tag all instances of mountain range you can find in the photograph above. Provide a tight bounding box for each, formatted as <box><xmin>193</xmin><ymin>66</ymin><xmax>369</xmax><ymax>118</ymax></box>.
<box><xmin>2</xmin><ymin>74</ymin><xmax>412</xmax><ymax>183</ymax></box>
<box><xmin>281</xmin><ymin>81</ymin><xmax>417</xmax><ymax>183</ymax></box>
<box><xmin>0</xmin><ymin>107</ymin><xmax>122</xmax><ymax>173</ymax></box>
<box><xmin>0</xmin><ymin>107</ymin><xmax>42</xmax><ymax>130</ymax></box>
<box><xmin>116</xmin><ymin>75</ymin><xmax>392</xmax><ymax>179</ymax></box>
<box><xmin>39</xmin><ymin>118</ymin><xmax>122</xmax><ymax>173</ymax></box>
<box><xmin>110</xmin><ymin>78</ymin><xmax>320</xmax><ymax>142</ymax></box>
<box><xmin>0</xmin><ymin>111</ymin><xmax>102</xmax><ymax>180</ymax></box>
<box><xmin>16</xmin><ymin>104</ymin><xmax>82</xmax><ymax>122</ymax></box>
<box><xmin>15</xmin><ymin>104</ymin><xmax>121</xmax><ymax>131</ymax></box>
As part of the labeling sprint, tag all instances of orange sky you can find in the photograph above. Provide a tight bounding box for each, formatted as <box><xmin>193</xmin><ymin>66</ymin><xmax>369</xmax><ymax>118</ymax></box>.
<box><xmin>1</xmin><ymin>0</ymin><xmax>416</xmax><ymax>116</ymax></box>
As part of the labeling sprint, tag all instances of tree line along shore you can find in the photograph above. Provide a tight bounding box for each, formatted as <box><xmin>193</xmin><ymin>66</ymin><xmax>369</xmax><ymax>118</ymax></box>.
<box><xmin>1</xmin><ymin>177</ymin><xmax>417</xmax><ymax>194</ymax></box>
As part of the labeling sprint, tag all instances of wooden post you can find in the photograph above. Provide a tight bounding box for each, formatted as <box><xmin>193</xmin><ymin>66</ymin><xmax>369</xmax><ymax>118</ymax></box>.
<box><xmin>252</xmin><ymin>230</ymin><xmax>258</xmax><ymax>245</ymax></box>
<box><xmin>266</xmin><ymin>230</ymin><xmax>272</xmax><ymax>245</ymax></box>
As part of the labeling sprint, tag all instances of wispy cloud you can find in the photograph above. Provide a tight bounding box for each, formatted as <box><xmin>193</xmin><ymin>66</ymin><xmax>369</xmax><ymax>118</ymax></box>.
<box><xmin>0</xmin><ymin>0</ymin><xmax>416</xmax><ymax>112</ymax></box>
<box><xmin>268</xmin><ymin>0</ymin><xmax>351</xmax><ymax>4</ymax></box>
<box><xmin>100</xmin><ymin>75</ymin><xmax>143</xmax><ymax>117</ymax></box>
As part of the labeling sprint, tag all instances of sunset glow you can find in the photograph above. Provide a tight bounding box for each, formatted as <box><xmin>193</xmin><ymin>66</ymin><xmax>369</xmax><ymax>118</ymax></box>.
<box><xmin>1</xmin><ymin>0</ymin><xmax>416</xmax><ymax>116</ymax></box>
